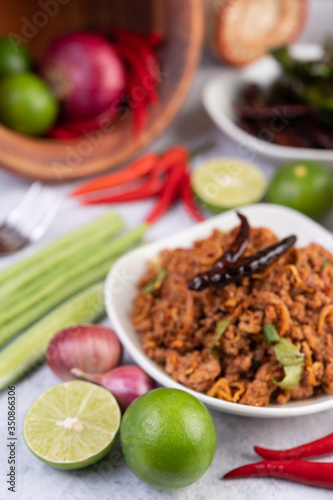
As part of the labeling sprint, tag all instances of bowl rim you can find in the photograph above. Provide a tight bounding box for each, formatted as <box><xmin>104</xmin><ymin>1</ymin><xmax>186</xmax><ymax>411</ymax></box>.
<box><xmin>105</xmin><ymin>203</ymin><xmax>333</xmax><ymax>418</ymax></box>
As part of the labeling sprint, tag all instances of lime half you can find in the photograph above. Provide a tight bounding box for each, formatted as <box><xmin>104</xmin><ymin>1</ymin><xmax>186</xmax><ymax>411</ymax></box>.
<box><xmin>23</xmin><ymin>380</ymin><xmax>121</xmax><ymax>469</ymax></box>
<box><xmin>191</xmin><ymin>157</ymin><xmax>267</xmax><ymax>212</ymax></box>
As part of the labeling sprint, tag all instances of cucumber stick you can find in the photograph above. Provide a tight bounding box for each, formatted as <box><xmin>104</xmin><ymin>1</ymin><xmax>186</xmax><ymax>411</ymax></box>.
<box><xmin>0</xmin><ymin>225</ymin><xmax>146</xmax><ymax>327</ymax></box>
<box><xmin>0</xmin><ymin>224</ymin><xmax>147</xmax><ymax>347</ymax></box>
<box><xmin>0</xmin><ymin>211</ymin><xmax>123</xmax><ymax>300</ymax></box>
<box><xmin>0</xmin><ymin>282</ymin><xmax>106</xmax><ymax>390</ymax></box>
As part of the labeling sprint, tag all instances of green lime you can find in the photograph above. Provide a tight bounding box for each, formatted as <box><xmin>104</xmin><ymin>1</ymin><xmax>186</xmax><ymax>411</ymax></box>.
<box><xmin>0</xmin><ymin>37</ymin><xmax>32</xmax><ymax>77</ymax></box>
<box><xmin>23</xmin><ymin>380</ymin><xmax>121</xmax><ymax>469</ymax></box>
<box><xmin>191</xmin><ymin>157</ymin><xmax>267</xmax><ymax>212</ymax></box>
<box><xmin>0</xmin><ymin>73</ymin><xmax>58</xmax><ymax>136</ymax></box>
<box><xmin>120</xmin><ymin>388</ymin><xmax>216</xmax><ymax>490</ymax></box>
<box><xmin>267</xmin><ymin>161</ymin><xmax>333</xmax><ymax>221</ymax></box>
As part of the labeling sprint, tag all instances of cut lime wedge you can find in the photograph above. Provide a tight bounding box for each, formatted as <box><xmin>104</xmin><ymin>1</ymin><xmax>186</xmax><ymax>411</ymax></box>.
<box><xmin>23</xmin><ymin>380</ymin><xmax>121</xmax><ymax>469</ymax></box>
<box><xmin>191</xmin><ymin>157</ymin><xmax>267</xmax><ymax>212</ymax></box>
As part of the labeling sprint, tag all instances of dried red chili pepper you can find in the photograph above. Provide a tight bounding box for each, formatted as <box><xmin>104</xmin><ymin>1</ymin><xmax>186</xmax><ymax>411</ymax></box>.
<box><xmin>223</xmin><ymin>459</ymin><xmax>333</xmax><ymax>490</ymax></box>
<box><xmin>179</xmin><ymin>171</ymin><xmax>205</xmax><ymax>222</ymax></box>
<box><xmin>214</xmin><ymin>212</ymin><xmax>250</xmax><ymax>268</ymax></box>
<box><xmin>188</xmin><ymin>235</ymin><xmax>297</xmax><ymax>291</ymax></box>
<box><xmin>254</xmin><ymin>433</ymin><xmax>333</xmax><ymax>461</ymax></box>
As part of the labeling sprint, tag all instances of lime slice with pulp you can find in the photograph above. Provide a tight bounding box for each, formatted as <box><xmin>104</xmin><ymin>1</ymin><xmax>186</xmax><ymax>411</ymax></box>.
<box><xmin>23</xmin><ymin>380</ymin><xmax>121</xmax><ymax>469</ymax></box>
<box><xmin>191</xmin><ymin>157</ymin><xmax>267</xmax><ymax>212</ymax></box>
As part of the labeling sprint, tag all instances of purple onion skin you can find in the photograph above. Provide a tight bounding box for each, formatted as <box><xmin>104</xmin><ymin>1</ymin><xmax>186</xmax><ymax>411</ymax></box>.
<box><xmin>46</xmin><ymin>324</ymin><xmax>123</xmax><ymax>381</ymax></box>
<box><xmin>102</xmin><ymin>365</ymin><xmax>157</xmax><ymax>411</ymax></box>
<box><xmin>40</xmin><ymin>31</ymin><xmax>126</xmax><ymax>120</ymax></box>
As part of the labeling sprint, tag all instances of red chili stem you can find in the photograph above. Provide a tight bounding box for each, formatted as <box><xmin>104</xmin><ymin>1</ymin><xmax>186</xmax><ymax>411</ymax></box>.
<box><xmin>179</xmin><ymin>172</ymin><xmax>205</xmax><ymax>222</ymax></box>
<box><xmin>223</xmin><ymin>459</ymin><xmax>333</xmax><ymax>489</ymax></box>
<box><xmin>114</xmin><ymin>41</ymin><xmax>159</xmax><ymax>105</ymax></box>
<box><xmin>145</xmin><ymin>161</ymin><xmax>186</xmax><ymax>224</ymax></box>
<box><xmin>79</xmin><ymin>174</ymin><xmax>164</xmax><ymax>205</ymax></box>
<box><xmin>254</xmin><ymin>433</ymin><xmax>333</xmax><ymax>460</ymax></box>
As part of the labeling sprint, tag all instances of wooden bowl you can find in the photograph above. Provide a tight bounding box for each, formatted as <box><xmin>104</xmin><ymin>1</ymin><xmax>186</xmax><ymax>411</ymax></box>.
<box><xmin>0</xmin><ymin>0</ymin><xmax>203</xmax><ymax>181</ymax></box>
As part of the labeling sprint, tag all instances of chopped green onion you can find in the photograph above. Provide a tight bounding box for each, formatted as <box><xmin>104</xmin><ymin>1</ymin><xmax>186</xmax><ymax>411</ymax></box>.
<box><xmin>144</xmin><ymin>269</ymin><xmax>168</xmax><ymax>294</ymax></box>
<box><xmin>211</xmin><ymin>318</ymin><xmax>230</xmax><ymax>359</ymax></box>
<box><xmin>263</xmin><ymin>324</ymin><xmax>280</xmax><ymax>345</ymax></box>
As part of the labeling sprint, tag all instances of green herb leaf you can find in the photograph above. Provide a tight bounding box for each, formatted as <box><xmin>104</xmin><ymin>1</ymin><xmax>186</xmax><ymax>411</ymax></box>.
<box><xmin>272</xmin><ymin>338</ymin><xmax>305</xmax><ymax>390</ymax></box>
<box><xmin>263</xmin><ymin>324</ymin><xmax>280</xmax><ymax>345</ymax></box>
<box><xmin>211</xmin><ymin>319</ymin><xmax>230</xmax><ymax>359</ymax></box>
<box><xmin>321</xmin><ymin>258</ymin><xmax>330</xmax><ymax>270</ymax></box>
<box><xmin>272</xmin><ymin>364</ymin><xmax>304</xmax><ymax>391</ymax></box>
<box><xmin>144</xmin><ymin>269</ymin><xmax>168</xmax><ymax>294</ymax></box>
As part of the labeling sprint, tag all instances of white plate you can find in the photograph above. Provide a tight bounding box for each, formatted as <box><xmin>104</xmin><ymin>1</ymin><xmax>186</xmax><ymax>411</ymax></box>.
<box><xmin>105</xmin><ymin>204</ymin><xmax>333</xmax><ymax>418</ymax></box>
<box><xmin>203</xmin><ymin>44</ymin><xmax>333</xmax><ymax>164</ymax></box>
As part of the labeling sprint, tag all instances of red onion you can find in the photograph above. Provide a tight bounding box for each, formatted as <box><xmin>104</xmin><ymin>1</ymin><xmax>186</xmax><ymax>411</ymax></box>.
<box><xmin>71</xmin><ymin>365</ymin><xmax>156</xmax><ymax>411</ymax></box>
<box><xmin>40</xmin><ymin>31</ymin><xmax>126</xmax><ymax>120</ymax></box>
<box><xmin>46</xmin><ymin>324</ymin><xmax>122</xmax><ymax>381</ymax></box>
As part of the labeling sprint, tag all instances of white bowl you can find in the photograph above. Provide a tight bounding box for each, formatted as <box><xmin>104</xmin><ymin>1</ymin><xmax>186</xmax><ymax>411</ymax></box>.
<box><xmin>105</xmin><ymin>204</ymin><xmax>333</xmax><ymax>417</ymax></box>
<box><xmin>202</xmin><ymin>43</ymin><xmax>333</xmax><ymax>165</ymax></box>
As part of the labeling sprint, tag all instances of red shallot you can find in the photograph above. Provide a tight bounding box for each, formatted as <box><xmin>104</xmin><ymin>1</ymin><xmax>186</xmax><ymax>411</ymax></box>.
<box><xmin>71</xmin><ymin>365</ymin><xmax>157</xmax><ymax>411</ymax></box>
<box><xmin>46</xmin><ymin>324</ymin><xmax>122</xmax><ymax>381</ymax></box>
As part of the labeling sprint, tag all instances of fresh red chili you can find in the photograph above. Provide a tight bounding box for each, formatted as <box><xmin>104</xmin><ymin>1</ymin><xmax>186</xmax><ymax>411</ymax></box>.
<box><xmin>114</xmin><ymin>29</ymin><xmax>160</xmax><ymax>86</ymax></box>
<box><xmin>145</xmin><ymin>161</ymin><xmax>186</xmax><ymax>224</ymax></box>
<box><xmin>153</xmin><ymin>146</ymin><xmax>188</xmax><ymax>175</ymax></box>
<box><xmin>79</xmin><ymin>174</ymin><xmax>164</xmax><ymax>205</ymax></box>
<box><xmin>114</xmin><ymin>41</ymin><xmax>159</xmax><ymax>105</ymax></box>
<box><xmin>179</xmin><ymin>172</ymin><xmax>205</xmax><ymax>222</ymax></box>
<box><xmin>254</xmin><ymin>433</ymin><xmax>333</xmax><ymax>461</ymax></box>
<box><xmin>71</xmin><ymin>153</ymin><xmax>158</xmax><ymax>197</ymax></box>
<box><xmin>223</xmin><ymin>459</ymin><xmax>333</xmax><ymax>490</ymax></box>
<box><xmin>127</xmin><ymin>70</ymin><xmax>148</xmax><ymax>137</ymax></box>
<box><xmin>188</xmin><ymin>234</ymin><xmax>297</xmax><ymax>291</ymax></box>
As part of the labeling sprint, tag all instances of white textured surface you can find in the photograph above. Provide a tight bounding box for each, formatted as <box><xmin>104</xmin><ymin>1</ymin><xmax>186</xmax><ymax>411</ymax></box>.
<box><xmin>1</xmin><ymin>2</ymin><xmax>333</xmax><ymax>498</ymax></box>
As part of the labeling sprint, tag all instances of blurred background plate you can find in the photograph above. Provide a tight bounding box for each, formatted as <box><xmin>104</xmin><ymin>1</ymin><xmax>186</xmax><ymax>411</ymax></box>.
<box><xmin>203</xmin><ymin>43</ymin><xmax>333</xmax><ymax>165</ymax></box>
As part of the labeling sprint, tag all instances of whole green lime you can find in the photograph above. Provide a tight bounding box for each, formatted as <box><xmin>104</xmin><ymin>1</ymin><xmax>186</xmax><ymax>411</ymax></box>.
<box><xmin>0</xmin><ymin>73</ymin><xmax>58</xmax><ymax>136</ymax></box>
<box><xmin>120</xmin><ymin>388</ymin><xmax>216</xmax><ymax>491</ymax></box>
<box><xmin>0</xmin><ymin>37</ymin><xmax>32</xmax><ymax>77</ymax></box>
<box><xmin>267</xmin><ymin>161</ymin><xmax>333</xmax><ymax>221</ymax></box>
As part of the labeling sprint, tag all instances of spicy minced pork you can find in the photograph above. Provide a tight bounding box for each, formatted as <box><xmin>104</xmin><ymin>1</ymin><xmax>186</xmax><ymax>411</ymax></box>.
<box><xmin>132</xmin><ymin>224</ymin><xmax>333</xmax><ymax>406</ymax></box>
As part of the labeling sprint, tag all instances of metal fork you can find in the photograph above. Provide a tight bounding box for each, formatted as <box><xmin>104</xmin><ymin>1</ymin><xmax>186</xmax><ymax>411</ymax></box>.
<box><xmin>0</xmin><ymin>182</ymin><xmax>62</xmax><ymax>255</ymax></box>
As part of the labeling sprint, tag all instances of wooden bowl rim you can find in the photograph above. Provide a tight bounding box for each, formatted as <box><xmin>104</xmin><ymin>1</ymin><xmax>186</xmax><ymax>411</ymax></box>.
<box><xmin>0</xmin><ymin>0</ymin><xmax>204</xmax><ymax>182</ymax></box>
